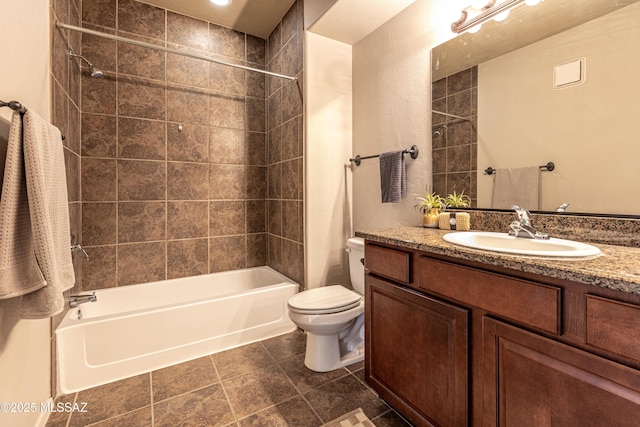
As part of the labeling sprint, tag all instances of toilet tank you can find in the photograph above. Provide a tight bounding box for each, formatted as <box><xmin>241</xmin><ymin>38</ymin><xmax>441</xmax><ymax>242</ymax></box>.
<box><xmin>346</xmin><ymin>237</ymin><xmax>365</xmax><ymax>294</ymax></box>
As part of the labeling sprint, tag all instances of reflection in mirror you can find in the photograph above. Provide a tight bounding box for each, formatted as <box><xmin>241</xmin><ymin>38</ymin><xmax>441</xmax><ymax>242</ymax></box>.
<box><xmin>431</xmin><ymin>0</ymin><xmax>640</xmax><ymax>216</ymax></box>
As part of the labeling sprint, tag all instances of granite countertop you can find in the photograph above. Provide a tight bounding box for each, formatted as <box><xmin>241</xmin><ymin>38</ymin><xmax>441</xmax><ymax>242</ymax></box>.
<box><xmin>355</xmin><ymin>226</ymin><xmax>640</xmax><ymax>295</ymax></box>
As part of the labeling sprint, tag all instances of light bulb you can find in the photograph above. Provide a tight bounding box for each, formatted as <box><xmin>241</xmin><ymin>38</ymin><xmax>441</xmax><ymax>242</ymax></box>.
<box><xmin>493</xmin><ymin>10</ymin><xmax>510</xmax><ymax>21</ymax></box>
<box><xmin>210</xmin><ymin>0</ymin><xmax>231</xmax><ymax>6</ymax></box>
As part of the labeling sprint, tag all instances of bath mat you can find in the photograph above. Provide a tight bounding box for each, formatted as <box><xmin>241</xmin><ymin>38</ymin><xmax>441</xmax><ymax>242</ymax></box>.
<box><xmin>321</xmin><ymin>407</ymin><xmax>376</xmax><ymax>427</ymax></box>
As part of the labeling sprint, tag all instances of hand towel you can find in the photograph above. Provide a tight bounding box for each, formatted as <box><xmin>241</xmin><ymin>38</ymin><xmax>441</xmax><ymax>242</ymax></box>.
<box><xmin>19</xmin><ymin>108</ymin><xmax>76</xmax><ymax>318</ymax></box>
<box><xmin>491</xmin><ymin>166</ymin><xmax>540</xmax><ymax>210</ymax></box>
<box><xmin>379</xmin><ymin>150</ymin><xmax>406</xmax><ymax>203</ymax></box>
<box><xmin>0</xmin><ymin>112</ymin><xmax>47</xmax><ymax>300</ymax></box>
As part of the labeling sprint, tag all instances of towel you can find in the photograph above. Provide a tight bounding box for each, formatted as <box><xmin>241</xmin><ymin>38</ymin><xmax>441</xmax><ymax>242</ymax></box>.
<box><xmin>491</xmin><ymin>166</ymin><xmax>540</xmax><ymax>210</ymax></box>
<box><xmin>0</xmin><ymin>112</ymin><xmax>46</xmax><ymax>300</ymax></box>
<box><xmin>20</xmin><ymin>109</ymin><xmax>75</xmax><ymax>318</ymax></box>
<box><xmin>0</xmin><ymin>110</ymin><xmax>75</xmax><ymax>318</ymax></box>
<box><xmin>379</xmin><ymin>150</ymin><xmax>406</xmax><ymax>203</ymax></box>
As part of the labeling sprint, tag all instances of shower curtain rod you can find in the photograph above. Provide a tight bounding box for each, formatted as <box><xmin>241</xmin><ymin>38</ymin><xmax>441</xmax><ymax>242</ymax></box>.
<box><xmin>432</xmin><ymin>110</ymin><xmax>471</xmax><ymax>121</ymax></box>
<box><xmin>56</xmin><ymin>22</ymin><xmax>298</xmax><ymax>81</ymax></box>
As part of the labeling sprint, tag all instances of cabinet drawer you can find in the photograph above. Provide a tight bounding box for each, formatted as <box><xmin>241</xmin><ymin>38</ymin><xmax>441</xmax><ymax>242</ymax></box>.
<box><xmin>586</xmin><ymin>295</ymin><xmax>640</xmax><ymax>364</ymax></box>
<box><xmin>365</xmin><ymin>243</ymin><xmax>411</xmax><ymax>284</ymax></box>
<box><xmin>416</xmin><ymin>256</ymin><xmax>561</xmax><ymax>335</ymax></box>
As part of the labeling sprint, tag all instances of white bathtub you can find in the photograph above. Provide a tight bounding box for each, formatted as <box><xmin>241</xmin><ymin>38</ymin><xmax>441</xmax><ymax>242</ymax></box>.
<box><xmin>56</xmin><ymin>267</ymin><xmax>299</xmax><ymax>394</ymax></box>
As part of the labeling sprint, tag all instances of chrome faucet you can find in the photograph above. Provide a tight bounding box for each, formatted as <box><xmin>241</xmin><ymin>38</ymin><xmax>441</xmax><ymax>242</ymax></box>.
<box><xmin>509</xmin><ymin>205</ymin><xmax>549</xmax><ymax>240</ymax></box>
<box><xmin>555</xmin><ymin>203</ymin><xmax>570</xmax><ymax>212</ymax></box>
<box><xmin>68</xmin><ymin>292</ymin><xmax>97</xmax><ymax>308</ymax></box>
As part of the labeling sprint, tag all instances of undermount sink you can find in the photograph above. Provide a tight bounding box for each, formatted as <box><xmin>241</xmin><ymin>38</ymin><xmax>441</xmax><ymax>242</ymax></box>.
<box><xmin>443</xmin><ymin>231</ymin><xmax>602</xmax><ymax>258</ymax></box>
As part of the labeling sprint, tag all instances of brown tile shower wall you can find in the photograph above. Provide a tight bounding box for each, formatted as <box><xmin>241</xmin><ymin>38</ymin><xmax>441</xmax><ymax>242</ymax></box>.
<box><xmin>52</xmin><ymin>0</ymin><xmax>83</xmax><ymax>296</ymax></box>
<box><xmin>51</xmin><ymin>0</ymin><xmax>83</xmax><ymax>397</ymax></box>
<box><xmin>266</xmin><ymin>1</ymin><xmax>305</xmax><ymax>287</ymax></box>
<box><xmin>432</xmin><ymin>66</ymin><xmax>478</xmax><ymax>205</ymax></box>
<box><xmin>78</xmin><ymin>0</ymin><xmax>305</xmax><ymax>290</ymax></box>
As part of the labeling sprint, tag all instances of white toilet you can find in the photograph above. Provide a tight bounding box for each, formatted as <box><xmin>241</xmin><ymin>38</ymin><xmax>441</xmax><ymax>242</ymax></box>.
<box><xmin>287</xmin><ymin>237</ymin><xmax>365</xmax><ymax>372</ymax></box>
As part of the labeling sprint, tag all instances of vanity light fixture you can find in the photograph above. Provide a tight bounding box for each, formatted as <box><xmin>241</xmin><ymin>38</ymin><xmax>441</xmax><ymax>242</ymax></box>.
<box><xmin>452</xmin><ymin>0</ymin><xmax>540</xmax><ymax>34</ymax></box>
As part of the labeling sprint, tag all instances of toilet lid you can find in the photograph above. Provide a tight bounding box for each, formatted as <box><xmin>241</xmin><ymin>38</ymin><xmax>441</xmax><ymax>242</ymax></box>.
<box><xmin>288</xmin><ymin>285</ymin><xmax>362</xmax><ymax>314</ymax></box>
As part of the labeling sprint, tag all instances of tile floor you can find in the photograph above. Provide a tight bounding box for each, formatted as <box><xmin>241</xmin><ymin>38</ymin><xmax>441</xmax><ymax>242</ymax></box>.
<box><xmin>45</xmin><ymin>330</ymin><xmax>411</xmax><ymax>427</ymax></box>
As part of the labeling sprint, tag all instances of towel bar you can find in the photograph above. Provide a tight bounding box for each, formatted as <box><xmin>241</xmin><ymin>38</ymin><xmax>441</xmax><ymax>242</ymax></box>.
<box><xmin>1</xmin><ymin>99</ymin><xmax>66</xmax><ymax>140</ymax></box>
<box><xmin>485</xmin><ymin>162</ymin><xmax>554</xmax><ymax>175</ymax></box>
<box><xmin>350</xmin><ymin>145</ymin><xmax>419</xmax><ymax>167</ymax></box>
<box><xmin>0</xmin><ymin>99</ymin><xmax>26</xmax><ymax>113</ymax></box>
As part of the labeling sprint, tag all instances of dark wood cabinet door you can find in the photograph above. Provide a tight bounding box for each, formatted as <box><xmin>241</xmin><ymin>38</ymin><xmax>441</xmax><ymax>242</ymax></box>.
<box><xmin>365</xmin><ymin>275</ymin><xmax>469</xmax><ymax>427</ymax></box>
<box><xmin>483</xmin><ymin>317</ymin><xmax>640</xmax><ymax>427</ymax></box>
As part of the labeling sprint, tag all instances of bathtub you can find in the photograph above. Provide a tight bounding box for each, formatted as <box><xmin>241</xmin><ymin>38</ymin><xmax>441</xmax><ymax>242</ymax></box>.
<box><xmin>56</xmin><ymin>267</ymin><xmax>299</xmax><ymax>394</ymax></box>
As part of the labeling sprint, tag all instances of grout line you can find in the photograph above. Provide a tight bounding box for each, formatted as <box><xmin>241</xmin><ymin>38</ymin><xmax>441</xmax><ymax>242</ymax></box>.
<box><xmin>258</xmin><ymin>341</ymin><xmax>327</xmax><ymax>425</ymax></box>
<box><xmin>276</xmin><ymin>359</ymin><xmax>326</xmax><ymax>425</ymax></box>
<box><xmin>210</xmin><ymin>354</ymin><xmax>239</xmax><ymax>424</ymax></box>
<box><xmin>149</xmin><ymin>371</ymin><xmax>155</xmax><ymax>427</ymax></box>
<box><xmin>81</xmin><ymin>406</ymin><xmax>153</xmax><ymax>427</ymax></box>
<box><xmin>62</xmin><ymin>392</ymin><xmax>78</xmax><ymax>427</ymax></box>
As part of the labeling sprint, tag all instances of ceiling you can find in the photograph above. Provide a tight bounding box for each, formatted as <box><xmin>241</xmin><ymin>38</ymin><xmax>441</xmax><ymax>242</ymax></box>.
<box><xmin>136</xmin><ymin>0</ymin><xmax>416</xmax><ymax>44</ymax></box>
<box><xmin>136</xmin><ymin>0</ymin><xmax>297</xmax><ymax>39</ymax></box>
<box><xmin>308</xmin><ymin>0</ymin><xmax>415</xmax><ymax>45</ymax></box>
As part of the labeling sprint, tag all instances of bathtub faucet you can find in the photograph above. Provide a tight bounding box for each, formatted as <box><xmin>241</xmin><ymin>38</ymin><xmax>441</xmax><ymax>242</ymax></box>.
<box><xmin>68</xmin><ymin>292</ymin><xmax>97</xmax><ymax>308</ymax></box>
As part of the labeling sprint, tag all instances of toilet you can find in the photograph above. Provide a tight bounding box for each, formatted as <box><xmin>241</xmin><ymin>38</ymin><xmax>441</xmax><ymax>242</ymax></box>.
<box><xmin>287</xmin><ymin>237</ymin><xmax>365</xmax><ymax>372</ymax></box>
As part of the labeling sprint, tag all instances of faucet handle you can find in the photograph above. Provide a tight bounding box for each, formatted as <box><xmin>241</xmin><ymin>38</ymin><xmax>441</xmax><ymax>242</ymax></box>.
<box><xmin>511</xmin><ymin>205</ymin><xmax>532</xmax><ymax>225</ymax></box>
<box><xmin>70</xmin><ymin>243</ymin><xmax>89</xmax><ymax>260</ymax></box>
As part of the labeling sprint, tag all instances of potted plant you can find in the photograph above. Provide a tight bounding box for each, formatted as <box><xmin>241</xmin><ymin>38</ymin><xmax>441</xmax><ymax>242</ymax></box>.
<box><xmin>444</xmin><ymin>190</ymin><xmax>471</xmax><ymax>209</ymax></box>
<box><xmin>440</xmin><ymin>190</ymin><xmax>472</xmax><ymax>230</ymax></box>
<box><xmin>414</xmin><ymin>191</ymin><xmax>445</xmax><ymax>228</ymax></box>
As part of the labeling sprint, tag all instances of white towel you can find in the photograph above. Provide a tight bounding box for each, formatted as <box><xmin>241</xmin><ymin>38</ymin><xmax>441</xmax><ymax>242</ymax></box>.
<box><xmin>379</xmin><ymin>151</ymin><xmax>406</xmax><ymax>203</ymax></box>
<box><xmin>491</xmin><ymin>166</ymin><xmax>540</xmax><ymax>210</ymax></box>
<box><xmin>0</xmin><ymin>112</ymin><xmax>46</xmax><ymax>300</ymax></box>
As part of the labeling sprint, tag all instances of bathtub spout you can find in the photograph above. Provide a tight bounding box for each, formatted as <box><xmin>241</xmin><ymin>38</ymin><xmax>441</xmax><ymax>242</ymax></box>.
<box><xmin>68</xmin><ymin>292</ymin><xmax>97</xmax><ymax>308</ymax></box>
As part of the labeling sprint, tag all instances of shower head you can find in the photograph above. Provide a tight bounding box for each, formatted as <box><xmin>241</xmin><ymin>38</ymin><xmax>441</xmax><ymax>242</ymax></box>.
<box><xmin>89</xmin><ymin>65</ymin><xmax>103</xmax><ymax>78</ymax></box>
<box><xmin>67</xmin><ymin>49</ymin><xmax>103</xmax><ymax>78</ymax></box>
<box><xmin>433</xmin><ymin>124</ymin><xmax>447</xmax><ymax>137</ymax></box>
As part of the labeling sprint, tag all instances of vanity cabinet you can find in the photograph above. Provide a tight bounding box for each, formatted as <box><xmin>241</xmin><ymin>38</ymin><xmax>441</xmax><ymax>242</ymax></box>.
<box><xmin>365</xmin><ymin>275</ymin><xmax>469</xmax><ymax>427</ymax></box>
<box><xmin>363</xmin><ymin>240</ymin><xmax>640</xmax><ymax>427</ymax></box>
<box><xmin>482</xmin><ymin>317</ymin><xmax>640</xmax><ymax>426</ymax></box>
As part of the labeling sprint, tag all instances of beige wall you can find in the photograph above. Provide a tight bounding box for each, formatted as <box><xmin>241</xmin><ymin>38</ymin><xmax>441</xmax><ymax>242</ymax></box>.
<box><xmin>304</xmin><ymin>32</ymin><xmax>353</xmax><ymax>289</ymax></box>
<box><xmin>0</xmin><ymin>1</ymin><xmax>52</xmax><ymax>426</ymax></box>
<box><xmin>305</xmin><ymin>0</ymin><xmax>461</xmax><ymax>285</ymax></box>
<box><xmin>352</xmin><ymin>0</ymin><xmax>455</xmax><ymax>230</ymax></box>
<box><xmin>477</xmin><ymin>3</ymin><xmax>640</xmax><ymax>214</ymax></box>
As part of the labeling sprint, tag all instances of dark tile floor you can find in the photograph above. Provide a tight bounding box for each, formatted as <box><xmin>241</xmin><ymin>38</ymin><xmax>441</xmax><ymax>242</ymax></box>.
<box><xmin>45</xmin><ymin>330</ymin><xmax>412</xmax><ymax>426</ymax></box>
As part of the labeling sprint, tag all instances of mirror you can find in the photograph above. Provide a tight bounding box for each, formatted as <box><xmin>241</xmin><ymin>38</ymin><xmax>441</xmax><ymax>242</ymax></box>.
<box><xmin>431</xmin><ymin>0</ymin><xmax>640</xmax><ymax>216</ymax></box>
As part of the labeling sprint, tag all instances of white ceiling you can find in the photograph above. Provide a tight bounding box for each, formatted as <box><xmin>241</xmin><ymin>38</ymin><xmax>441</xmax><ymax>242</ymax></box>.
<box><xmin>136</xmin><ymin>0</ymin><xmax>416</xmax><ymax>44</ymax></box>
<box><xmin>136</xmin><ymin>0</ymin><xmax>297</xmax><ymax>39</ymax></box>
<box><xmin>308</xmin><ymin>0</ymin><xmax>416</xmax><ymax>45</ymax></box>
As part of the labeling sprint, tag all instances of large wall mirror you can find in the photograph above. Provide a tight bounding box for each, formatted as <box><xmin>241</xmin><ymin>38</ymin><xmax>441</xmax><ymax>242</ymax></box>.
<box><xmin>432</xmin><ymin>0</ymin><xmax>640</xmax><ymax>216</ymax></box>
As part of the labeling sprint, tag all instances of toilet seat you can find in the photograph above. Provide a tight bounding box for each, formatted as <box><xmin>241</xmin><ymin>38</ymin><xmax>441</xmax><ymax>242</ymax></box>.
<box><xmin>288</xmin><ymin>285</ymin><xmax>362</xmax><ymax>315</ymax></box>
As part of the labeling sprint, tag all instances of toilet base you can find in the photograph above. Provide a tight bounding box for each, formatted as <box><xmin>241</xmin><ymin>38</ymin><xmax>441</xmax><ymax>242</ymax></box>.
<box><xmin>303</xmin><ymin>326</ymin><xmax>365</xmax><ymax>372</ymax></box>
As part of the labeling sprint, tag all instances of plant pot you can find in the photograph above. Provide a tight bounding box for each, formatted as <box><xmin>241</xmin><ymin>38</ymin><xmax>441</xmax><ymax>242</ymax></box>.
<box><xmin>422</xmin><ymin>208</ymin><xmax>440</xmax><ymax>228</ymax></box>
